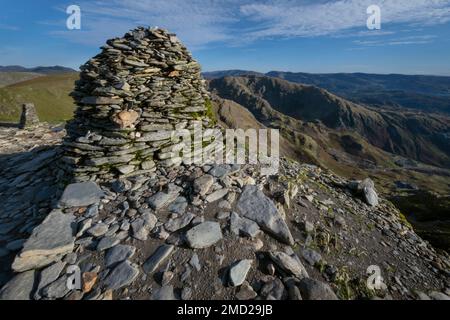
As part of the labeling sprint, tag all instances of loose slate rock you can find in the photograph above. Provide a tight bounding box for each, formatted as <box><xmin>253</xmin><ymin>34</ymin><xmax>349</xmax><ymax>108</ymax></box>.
<box><xmin>103</xmin><ymin>260</ymin><xmax>139</xmax><ymax>291</ymax></box>
<box><xmin>185</xmin><ymin>222</ymin><xmax>223</xmax><ymax>249</ymax></box>
<box><xmin>193</xmin><ymin>175</ymin><xmax>214</xmax><ymax>196</ymax></box>
<box><xmin>86</xmin><ymin>223</ymin><xmax>109</xmax><ymax>238</ymax></box>
<box><xmin>298</xmin><ymin>278</ymin><xmax>338</xmax><ymax>300</ymax></box>
<box><xmin>148</xmin><ymin>184</ymin><xmax>181</xmax><ymax>210</ymax></box>
<box><xmin>105</xmin><ymin>245</ymin><xmax>136</xmax><ymax>268</ymax></box>
<box><xmin>302</xmin><ymin>248</ymin><xmax>322</xmax><ymax>266</ymax></box>
<box><xmin>151</xmin><ymin>285</ymin><xmax>177</xmax><ymax>300</ymax></box>
<box><xmin>236</xmin><ymin>186</ymin><xmax>294</xmax><ymax>245</ymax></box>
<box><xmin>59</xmin><ymin>182</ymin><xmax>104</xmax><ymax>208</ymax></box>
<box><xmin>164</xmin><ymin>213</ymin><xmax>195</xmax><ymax>233</ymax></box>
<box><xmin>269</xmin><ymin>251</ymin><xmax>309</xmax><ymax>279</ymax></box>
<box><xmin>96</xmin><ymin>236</ymin><xmax>120</xmax><ymax>252</ymax></box>
<box><xmin>34</xmin><ymin>261</ymin><xmax>66</xmax><ymax>299</ymax></box>
<box><xmin>41</xmin><ymin>275</ymin><xmax>71</xmax><ymax>299</ymax></box>
<box><xmin>143</xmin><ymin>245</ymin><xmax>174</xmax><ymax>274</ymax></box>
<box><xmin>229</xmin><ymin>260</ymin><xmax>252</xmax><ymax>287</ymax></box>
<box><xmin>230</xmin><ymin>212</ymin><xmax>260</xmax><ymax>238</ymax></box>
<box><xmin>168</xmin><ymin>197</ymin><xmax>188</xmax><ymax>214</ymax></box>
<box><xmin>12</xmin><ymin>210</ymin><xmax>75</xmax><ymax>272</ymax></box>
<box><xmin>363</xmin><ymin>187</ymin><xmax>379</xmax><ymax>207</ymax></box>
<box><xmin>0</xmin><ymin>270</ymin><xmax>36</xmax><ymax>300</ymax></box>
<box><xmin>205</xmin><ymin>188</ymin><xmax>228</xmax><ymax>203</ymax></box>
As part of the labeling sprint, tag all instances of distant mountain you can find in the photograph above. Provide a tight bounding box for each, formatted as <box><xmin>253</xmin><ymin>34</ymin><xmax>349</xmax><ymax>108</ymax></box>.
<box><xmin>0</xmin><ymin>65</ymin><xmax>77</xmax><ymax>74</ymax></box>
<box><xmin>205</xmin><ymin>70</ymin><xmax>450</xmax><ymax>114</ymax></box>
<box><xmin>267</xmin><ymin>71</ymin><xmax>450</xmax><ymax>114</ymax></box>
<box><xmin>209</xmin><ymin>75</ymin><xmax>450</xmax><ymax>170</ymax></box>
<box><xmin>203</xmin><ymin>70</ymin><xmax>263</xmax><ymax>79</ymax></box>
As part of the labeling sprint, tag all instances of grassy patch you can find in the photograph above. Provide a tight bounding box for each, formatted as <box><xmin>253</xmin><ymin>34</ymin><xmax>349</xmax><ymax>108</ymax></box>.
<box><xmin>0</xmin><ymin>73</ymin><xmax>78</xmax><ymax>123</ymax></box>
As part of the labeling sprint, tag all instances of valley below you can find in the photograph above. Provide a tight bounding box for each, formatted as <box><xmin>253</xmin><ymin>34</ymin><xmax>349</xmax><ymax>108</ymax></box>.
<box><xmin>208</xmin><ymin>74</ymin><xmax>450</xmax><ymax>251</ymax></box>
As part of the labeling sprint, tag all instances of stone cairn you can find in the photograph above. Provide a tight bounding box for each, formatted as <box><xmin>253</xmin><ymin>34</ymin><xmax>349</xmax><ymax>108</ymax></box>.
<box><xmin>19</xmin><ymin>103</ymin><xmax>40</xmax><ymax>129</ymax></box>
<box><xmin>63</xmin><ymin>27</ymin><xmax>219</xmax><ymax>181</ymax></box>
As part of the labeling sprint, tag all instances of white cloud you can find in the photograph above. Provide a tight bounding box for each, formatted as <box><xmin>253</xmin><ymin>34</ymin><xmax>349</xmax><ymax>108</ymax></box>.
<box><xmin>354</xmin><ymin>34</ymin><xmax>437</xmax><ymax>46</ymax></box>
<box><xmin>53</xmin><ymin>0</ymin><xmax>244</xmax><ymax>48</ymax></box>
<box><xmin>51</xmin><ymin>0</ymin><xmax>450</xmax><ymax>48</ymax></box>
<box><xmin>239</xmin><ymin>0</ymin><xmax>450</xmax><ymax>40</ymax></box>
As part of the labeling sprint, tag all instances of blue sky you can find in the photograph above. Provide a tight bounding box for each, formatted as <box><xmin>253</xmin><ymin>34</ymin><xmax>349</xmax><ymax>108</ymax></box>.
<box><xmin>1</xmin><ymin>0</ymin><xmax>450</xmax><ymax>75</ymax></box>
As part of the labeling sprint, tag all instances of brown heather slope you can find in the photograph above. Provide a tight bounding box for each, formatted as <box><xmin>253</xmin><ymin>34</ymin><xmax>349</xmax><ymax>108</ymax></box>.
<box><xmin>211</xmin><ymin>95</ymin><xmax>312</xmax><ymax>163</ymax></box>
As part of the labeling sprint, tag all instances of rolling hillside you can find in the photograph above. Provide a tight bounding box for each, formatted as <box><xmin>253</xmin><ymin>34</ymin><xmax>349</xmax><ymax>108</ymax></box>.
<box><xmin>209</xmin><ymin>75</ymin><xmax>450</xmax><ymax>250</ymax></box>
<box><xmin>0</xmin><ymin>72</ymin><xmax>44</xmax><ymax>88</ymax></box>
<box><xmin>209</xmin><ymin>75</ymin><xmax>450</xmax><ymax>169</ymax></box>
<box><xmin>0</xmin><ymin>73</ymin><xmax>78</xmax><ymax>123</ymax></box>
<box><xmin>204</xmin><ymin>70</ymin><xmax>450</xmax><ymax>114</ymax></box>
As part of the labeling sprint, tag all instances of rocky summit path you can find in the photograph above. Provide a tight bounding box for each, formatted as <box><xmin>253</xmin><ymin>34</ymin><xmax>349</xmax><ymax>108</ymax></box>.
<box><xmin>0</xmin><ymin>124</ymin><xmax>449</xmax><ymax>300</ymax></box>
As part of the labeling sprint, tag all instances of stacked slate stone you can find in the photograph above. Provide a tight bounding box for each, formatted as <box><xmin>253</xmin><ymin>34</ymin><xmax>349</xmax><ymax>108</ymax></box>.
<box><xmin>19</xmin><ymin>103</ymin><xmax>40</xmax><ymax>129</ymax></box>
<box><xmin>62</xmin><ymin>27</ymin><xmax>218</xmax><ymax>181</ymax></box>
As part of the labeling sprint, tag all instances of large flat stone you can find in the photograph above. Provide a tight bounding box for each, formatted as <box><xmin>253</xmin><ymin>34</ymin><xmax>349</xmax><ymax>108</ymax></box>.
<box><xmin>229</xmin><ymin>260</ymin><xmax>252</xmax><ymax>287</ymax></box>
<box><xmin>147</xmin><ymin>184</ymin><xmax>181</xmax><ymax>210</ymax></box>
<box><xmin>103</xmin><ymin>260</ymin><xmax>139</xmax><ymax>291</ymax></box>
<box><xmin>59</xmin><ymin>182</ymin><xmax>104</xmax><ymax>208</ymax></box>
<box><xmin>34</xmin><ymin>261</ymin><xmax>66</xmax><ymax>299</ymax></box>
<box><xmin>105</xmin><ymin>245</ymin><xmax>136</xmax><ymax>268</ymax></box>
<box><xmin>230</xmin><ymin>212</ymin><xmax>260</xmax><ymax>238</ymax></box>
<box><xmin>151</xmin><ymin>285</ymin><xmax>177</xmax><ymax>300</ymax></box>
<box><xmin>185</xmin><ymin>222</ymin><xmax>223</xmax><ymax>249</ymax></box>
<box><xmin>193</xmin><ymin>175</ymin><xmax>214</xmax><ymax>196</ymax></box>
<box><xmin>164</xmin><ymin>213</ymin><xmax>195</xmax><ymax>232</ymax></box>
<box><xmin>236</xmin><ymin>185</ymin><xmax>294</xmax><ymax>245</ymax></box>
<box><xmin>143</xmin><ymin>245</ymin><xmax>174</xmax><ymax>274</ymax></box>
<box><xmin>298</xmin><ymin>278</ymin><xmax>338</xmax><ymax>300</ymax></box>
<box><xmin>269</xmin><ymin>251</ymin><xmax>309</xmax><ymax>279</ymax></box>
<box><xmin>0</xmin><ymin>270</ymin><xmax>36</xmax><ymax>300</ymax></box>
<box><xmin>12</xmin><ymin>210</ymin><xmax>75</xmax><ymax>272</ymax></box>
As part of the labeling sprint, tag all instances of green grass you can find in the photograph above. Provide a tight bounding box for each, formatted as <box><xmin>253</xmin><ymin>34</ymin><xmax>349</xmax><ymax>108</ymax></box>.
<box><xmin>0</xmin><ymin>72</ymin><xmax>78</xmax><ymax>123</ymax></box>
<box><xmin>204</xmin><ymin>98</ymin><xmax>216</xmax><ymax>125</ymax></box>
<box><xmin>0</xmin><ymin>72</ymin><xmax>43</xmax><ymax>87</ymax></box>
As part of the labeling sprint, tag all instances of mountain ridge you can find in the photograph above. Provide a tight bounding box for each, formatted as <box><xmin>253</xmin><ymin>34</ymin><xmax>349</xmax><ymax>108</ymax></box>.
<box><xmin>0</xmin><ymin>65</ymin><xmax>77</xmax><ymax>74</ymax></box>
<box><xmin>204</xmin><ymin>70</ymin><xmax>450</xmax><ymax>114</ymax></box>
<box><xmin>209</xmin><ymin>75</ymin><xmax>450</xmax><ymax>169</ymax></box>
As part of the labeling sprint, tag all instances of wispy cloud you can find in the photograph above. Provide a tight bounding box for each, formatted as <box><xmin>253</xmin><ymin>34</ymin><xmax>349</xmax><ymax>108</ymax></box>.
<box><xmin>239</xmin><ymin>0</ymin><xmax>450</xmax><ymax>40</ymax></box>
<box><xmin>354</xmin><ymin>34</ymin><xmax>438</xmax><ymax>46</ymax></box>
<box><xmin>52</xmin><ymin>0</ymin><xmax>243</xmax><ymax>48</ymax></box>
<box><xmin>0</xmin><ymin>23</ymin><xmax>19</xmax><ymax>31</ymax></box>
<box><xmin>50</xmin><ymin>0</ymin><xmax>450</xmax><ymax>48</ymax></box>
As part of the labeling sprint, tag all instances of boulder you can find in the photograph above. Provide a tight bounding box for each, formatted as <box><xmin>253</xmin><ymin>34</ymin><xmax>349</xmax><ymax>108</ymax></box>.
<box><xmin>12</xmin><ymin>210</ymin><xmax>75</xmax><ymax>272</ymax></box>
<box><xmin>269</xmin><ymin>251</ymin><xmax>309</xmax><ymax>279</ymax></box>
<box><xmin>59</xmin><ymin>182</ymin><xmax>104</xmax><ymax>208</ymax></box>
<box><xmin>0</xmin><ymin>270</ymin><xmax>36</xmax><ymax>300</ymax></box>
<box><xmin>185</xmin><ymin>222</ymin><xmax>223</xmax><ymax>249</ymax></box>
<box><xmin>236</xmin><ymin>185</ymin><xmax>294</xmax><ymax>245</ymax></box>
<box><xmin>298</xmin><ymin>278</ymin><xmax>338</xmax><ymax>300</ymax></box>
<box><xmin>103</xmin><ymin>260</ymin><xmax>139</xmax><ymax>291</ymax></box>
<box><xmin>229</xmin><ymin>260</ymin><xmax>252</xmax><ymax>287</ymax></box>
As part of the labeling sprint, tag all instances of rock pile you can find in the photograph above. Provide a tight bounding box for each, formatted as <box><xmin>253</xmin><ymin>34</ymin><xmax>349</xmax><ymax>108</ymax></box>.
<box><xmin>1</xmin><ymin>122</ymin><xmax>450</xmax><ymax>300</ymax></box>
<box><xmin>19</xmin><ymin>103</ymin><xmax>40</xmax><ymax>129</ymax></box>
<box><xmin>62</xmin><ymin>27</ymin><xmax>217</xmax><ymax>181</ymax></box>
